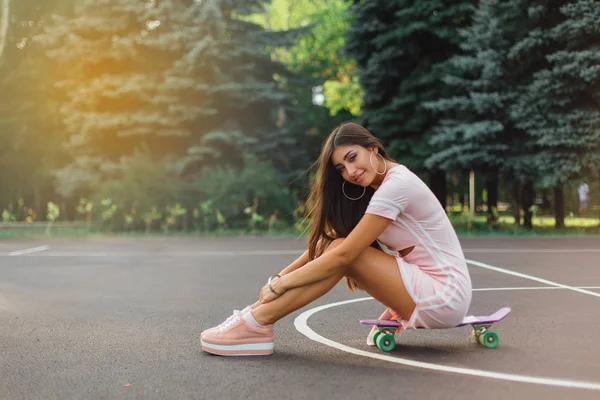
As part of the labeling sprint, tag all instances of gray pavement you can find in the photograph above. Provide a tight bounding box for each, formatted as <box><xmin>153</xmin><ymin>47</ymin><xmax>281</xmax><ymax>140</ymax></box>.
<box><xmin>1</xmin><ymin>236</ymin><xmax>599</xmax><ymax>399</ymax></box>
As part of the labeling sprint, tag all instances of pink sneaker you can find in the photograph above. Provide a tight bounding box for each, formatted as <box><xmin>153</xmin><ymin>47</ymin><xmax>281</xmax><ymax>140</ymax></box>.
<box><xmin>200</xmin><ymin>309</ymin><xmax>244</xmax><ymax>340</ymax></box>
<box><xmin>201</xmin><ymin>311</ymin><xmax>274</xmax><ymax>356</ymax></box>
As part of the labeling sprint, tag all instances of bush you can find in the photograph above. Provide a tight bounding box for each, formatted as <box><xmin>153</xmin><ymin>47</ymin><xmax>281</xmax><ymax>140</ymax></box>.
<box><xmin>191</xmin><ymin>154</ymin><xmax>298</xmax><ymax>231</ymax></box>
<box><xmin>90</xmin><ymin>148</ymin><xmax>188</xmax><ymax>230</ymax></box>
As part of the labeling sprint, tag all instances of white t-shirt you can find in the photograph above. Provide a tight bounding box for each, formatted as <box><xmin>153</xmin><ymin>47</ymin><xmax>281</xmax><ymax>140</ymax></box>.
<box><xmin>578</xmin><ymin>183</ymin><xmax>589</xmax><ymax>202</ymax></box>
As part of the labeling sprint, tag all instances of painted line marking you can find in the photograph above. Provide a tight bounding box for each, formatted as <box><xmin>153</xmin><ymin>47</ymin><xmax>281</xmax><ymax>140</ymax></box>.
<box><xmin>473</xmin><ymin>286</ymin><xmax>600</xmax><ymax>291</ymax></box>
<box><xmin>181</xmin><ymin>248</ymin><xmax>600</xmax><ymax>255</ymax></box>
<box><xmin>8</xmin><ymin>245</ymin><xmax>49</xmax><ymax>256</ymax></box>
<box><xmin>464</xmin><ymin>249</ymin><xmax>600</xmax><ymax>253</ymax></box>
<box><xmin>0</xmin><ymin>251</ymin><xmax>105</xmax><ymax>257</ymax></box>
<box><xmin>151</xmin><ymin>250</ymin><xmax>304</xmax><ymax>256</ymax></box>
<box><xmin>5</xmin><ymin>252</ymin><xmax>107</xmax><ymax>257</ymax></box>
<box><xmin>466</xmin><ymin>259</ymin><xmax>600</xmax><ymax>299</ymax></box>
<box><xmin>0</xmin><ymin>250</ymin><xmax>298</xmax><ymax>257</ymax></box>
<box><xmin>295</xmin><ymin>259</ymin><xmax>600</xmax><ymax>390</ymax></box>
<box><xmin>0</xmin><ymin>248</ymin><xmax>599</xmax><ymax>257</ymax></box>
<box><xmin>294</xmin><ymin>297</ymin><xmax>600</xmax><ymax>391</ymax></box>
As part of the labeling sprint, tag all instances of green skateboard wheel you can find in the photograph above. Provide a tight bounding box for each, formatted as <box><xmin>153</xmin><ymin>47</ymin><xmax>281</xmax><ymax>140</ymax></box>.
<box><xmin>376</xmin><ymin>333</ymin><xmax>396</xmax><ymax>352</ymax></box>
<box><xmin>478</xmin><ymin>331</ymin><xmax>499</xmax><ymax>348</ymax></box>
<box><xmin>373</xmin><ymin>330</ymin><xmax>382</xmax><ymax>344</ymax></box>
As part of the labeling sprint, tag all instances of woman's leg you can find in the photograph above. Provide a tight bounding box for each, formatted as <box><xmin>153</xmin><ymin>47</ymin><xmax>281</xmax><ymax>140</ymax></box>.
<box><xmin>252</xmin><ymin>238</ymin><xmax>415</xmax><ymax>325</ymax></box>
<box><xmin>251</xmin><ymin>271</ymin><xmax>344</xmax><ymax>325</ymax></box>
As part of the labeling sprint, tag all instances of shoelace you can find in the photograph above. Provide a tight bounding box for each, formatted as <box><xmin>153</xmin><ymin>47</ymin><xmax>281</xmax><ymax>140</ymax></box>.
<box><xmin>218</xmin><ymin>311</ymin><xmax>241</xmax><ymax>332</ymax></box>
<box><xmin>218</xmin><ymin>309</ymin><xmax>240</xmax><ymax>326</ymax></box>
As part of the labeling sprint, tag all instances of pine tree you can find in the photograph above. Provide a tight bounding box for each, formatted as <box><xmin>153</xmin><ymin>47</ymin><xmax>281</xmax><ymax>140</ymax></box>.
<box><xmin>425</xmin><ymin>0</ymin><xmax>530</xmax><ymax>226</ymax></box>
<box><xmin>0</xmin><ymin>0</ymin><xmax>75</xmax><ymax>211</ymax></box>
<box><xmin>345</xmin><ymin>0</ymin><xmax>476</xmax><ymax>208</ymax></box>
<box><xmin>37</xmin><ymin>0</ymin><xmax>187</xmax><ymax>160</ymax></box>
<box><xmin>509</xmin><ymin>0</ymin><xmax>595</xmax><ymax>228</ymax></box>
<box><xmin>518</xmin><ymin>0</ymin><xmax>600</xmax><ymax>178</ymax></box>
<box><xmin>164</xmin><ymin>0</ymin><xmax>307</xmax><ymax>179</ymax></box>
<box><xmin>38</xmin><ymin>0</ymin><xmax>305</xmax><ymax>197</ymax></box>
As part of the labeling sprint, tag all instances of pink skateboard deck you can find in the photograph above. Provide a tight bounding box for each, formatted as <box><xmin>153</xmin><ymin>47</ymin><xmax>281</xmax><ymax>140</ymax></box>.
<box><xmin>360</xmin><ymin>307</ymin><xmax>511</xmax><ymax>351</ymax></box>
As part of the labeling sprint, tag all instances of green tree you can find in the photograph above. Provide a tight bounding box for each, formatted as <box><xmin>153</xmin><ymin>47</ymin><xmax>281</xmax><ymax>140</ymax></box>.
<box><xmin>0</xmin><ymin>0</ymin><xmax>75</xmax><ymax>213</ymax></box>
<box><xmin>164</xmin><ymin>0</ymin><xmax>307</xmax><ymax>180</ymax></box>
<box><xmin>38</xmin><ymin>0</ymin><xmax>304</xmax><ymax>204</ymax></box>
<box><xmin>36</xmin><ymin>0</ymin><xmax>190</xmax><ymax>215</ymax></box>
<box><xmin>425</xmin><ymin>0</ymin><xmax>533</xmax><ymax>227</ymax></box>
<box><xmin>252</xmin><ymin>0</ymin><xmax>361</xmax><ymax>116</ymax></box>
<box><xmin>509</xmin><ymin>0</ymin><xmax>586</xmax><ymax>228</ymax></box>
<box><xmin>0</xmin><ymin>0</ymin><xmax>9</xmax><ymax>63</ymax></box>
<box><xmin>37</xmin><ymin>0</ymin><xmax>189</xmax><ymax>163</ymax></box>
<box><xmin>345</xmin><ymin>0</ymin><xmax>476</xmax><ymax>208</ymax></box>
<box><xmin>242</xmin><ymin>0</ymin><xmax>360</xmax><ymax>192</ymax></box>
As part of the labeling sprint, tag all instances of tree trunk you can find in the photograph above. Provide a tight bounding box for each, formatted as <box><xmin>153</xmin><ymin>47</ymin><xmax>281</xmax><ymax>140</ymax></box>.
<box><xmin>553</xmin><ymin>185</ymin><xmax>565</xmax><ymax>229</ymax></box>
<box><xmin>511</xmin><ymin>179</ymin><xmax>521</xmax><ymax>227</ymax></box>
<box><xmin>540</xmin><ymin>189</ymin><xmax>551</xmax><ymax>213</ymax></box>
<box><xmin>262</xmin><ymin>3</ymin><xmax>271</xmax><ymax>30</ymax></box>
<box><xmin>34</xmin><ymin>186</ymin><xmax>41</xmax><ymax>218</ymax></box>
<box><xmin>522</xmin><ymin>180</ymin><xmax>534</xmax><ymax>230</ymax></box>
<box><xmin>429</xmin><ymin>169</ymin><xmax>447</xmax><ymax>210</ymax></box>
<box><xmin>0</xmin><ymin>0</ymin><xmax>9</xmax><ymax>65</ymax></box>
<box><xmin>485</xmin><ymin>171</ymin><xmax>499</xmax><ymax>227</ymax></box>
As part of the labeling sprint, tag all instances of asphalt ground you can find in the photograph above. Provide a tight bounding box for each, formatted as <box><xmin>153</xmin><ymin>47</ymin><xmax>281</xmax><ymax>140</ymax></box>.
<box><xmin>1</xmin><ymin>236</ymin><xmax>599</xmax><ymax>400</ymax></box>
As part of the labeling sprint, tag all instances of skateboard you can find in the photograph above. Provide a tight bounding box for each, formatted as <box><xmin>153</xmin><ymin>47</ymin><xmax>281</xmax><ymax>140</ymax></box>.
<box><xmin>360</xmin><ymin>307</ymin><xmax>511</xmax><ymax>352</ymax></box>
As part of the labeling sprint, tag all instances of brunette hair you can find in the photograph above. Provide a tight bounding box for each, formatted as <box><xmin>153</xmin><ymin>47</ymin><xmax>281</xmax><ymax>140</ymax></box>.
<box><xmin>303</xmin><ymin>122</ymin><xmax>394</xmax><ymax>290</ymax></box>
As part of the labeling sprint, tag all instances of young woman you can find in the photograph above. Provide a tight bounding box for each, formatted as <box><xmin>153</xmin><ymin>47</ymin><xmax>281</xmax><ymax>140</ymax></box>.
<box><xmin>200</xmin><ymin>122</ymin><xmax>472</xmax><ymax>356</ymax></box>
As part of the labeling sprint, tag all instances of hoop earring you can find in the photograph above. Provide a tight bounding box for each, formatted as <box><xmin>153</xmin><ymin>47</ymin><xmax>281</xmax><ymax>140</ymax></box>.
<box><xmin>370</xmin><ymin>152</ymin><xmax>387</xmax><ymax>175</ymax></box>
<box><xmin>342</xmin><ymin>181</ymin><xmax>365</xmax><ymax>201</ymax></box>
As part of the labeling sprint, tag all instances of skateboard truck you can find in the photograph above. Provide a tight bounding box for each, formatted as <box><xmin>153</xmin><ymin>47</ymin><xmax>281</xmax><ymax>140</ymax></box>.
<box><xmin>471</xmin><ymin>323</ymin><xmax>498</xmax><ymax>348</ymax></box>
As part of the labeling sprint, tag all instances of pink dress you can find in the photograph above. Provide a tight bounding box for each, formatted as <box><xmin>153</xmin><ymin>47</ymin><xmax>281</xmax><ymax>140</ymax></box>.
<box><xmin>365</xmin><ymin>165</ymin><xmax>472</xmax><ymax>329</ymax></box>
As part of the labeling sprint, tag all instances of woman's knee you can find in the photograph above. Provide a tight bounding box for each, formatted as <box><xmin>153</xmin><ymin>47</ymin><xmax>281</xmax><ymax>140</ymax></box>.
<box><xmin>326</xmin><ymin>238</ymin><xmax>379</xmax><ymax>270</ymax></box>
<box><xmin>323</xmin><ymin>238</ymin><xmax>384</xmax><ymax>275</ymax></box>
<box><xmin>320</xmin><ymin>238</ymin><xmax>353</xmax><ymax>274</ymax></box>
<box><xmin>323</xmin><ymin>238</ymin><xmax>345</xmax><ymax>252</ymax></box>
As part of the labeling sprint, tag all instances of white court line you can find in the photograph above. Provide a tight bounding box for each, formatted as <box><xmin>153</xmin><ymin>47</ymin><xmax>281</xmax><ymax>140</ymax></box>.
<box><xmin>473</xmin><ymin>286</ymin><xmax>600</xmax><ymax>291</ymax></box>
<box><xmin>294</xmin><ymin>259</ymin><xmax>600</xmax><ymax>391</ymax></box>
<box><xmin>0</xmin><ymin>250</ymin><xmax>299</xmax><ymax>257</ymax></box>
<box><xmin>4</xmin><ymin>252</ymin><xmax>108</xmax><ymax>257</ymax></box>
<box><xmin>294</xmin><ymin>297</ymin><xmax>600</xmax><ymax>391</ymax></box>
<box><xmin>185</xmin><ymin>248</ymin><xmax>599</xmax><ymax>255</ymax></box>
<box><xmin>464</xmin><ymin>248</ymin><xmax>600</xmax><ymax>253</ymax></box>
<box><xmin>193</xmin><ymin>248</ymin><xmax>599</xmax><ymax>255</ymax></box>
<box><xmin>466</xmin><ymin>259</ymin><xmax>600</xmax><ymax>299</ymax></box>
<box><xmin>8</xmin><ymin>245</ymin><xmax>49</xmax><ymax>256</ymax></box>
<box><xmin>159</xmin><ymin>250</ymin><xmax>304</xmax><ymax>256</ymax></box>
<box><xmin>0</xmin><ymin>248</ymin><xmax>599</xmax><ymax>257</ymax></box>
<box><xmin>208</xmin><ymin>248</ymin><xmax>600</xmax><ymax>255</ymax></box>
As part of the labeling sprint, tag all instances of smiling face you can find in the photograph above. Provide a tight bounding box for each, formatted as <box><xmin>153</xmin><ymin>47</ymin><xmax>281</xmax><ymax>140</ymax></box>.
<box><xmin>331</xmin><ymin>144</ymin><xmax>380</xmax><ymax>187</ymax></box>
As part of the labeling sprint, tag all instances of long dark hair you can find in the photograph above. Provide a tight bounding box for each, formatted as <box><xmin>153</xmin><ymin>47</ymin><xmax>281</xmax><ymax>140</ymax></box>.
<box><xmin>304</xmin><ymin>123</ymin><xmax>395</xmax><ymax>290</ymax></box>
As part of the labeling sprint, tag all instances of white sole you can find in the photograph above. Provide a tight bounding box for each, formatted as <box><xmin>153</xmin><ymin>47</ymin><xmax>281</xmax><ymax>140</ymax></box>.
<box><xmin>200</xmin><ymin>339</ymin><xmax>274</xmax><ymax>352</ymax></box>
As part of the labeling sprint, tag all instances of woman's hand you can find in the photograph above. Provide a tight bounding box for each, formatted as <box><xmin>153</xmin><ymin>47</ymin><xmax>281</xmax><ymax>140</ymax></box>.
<box><xmin>259</xmin><ymin>276</ymin><xmax>285</xmax><ymax>304</ymax></box>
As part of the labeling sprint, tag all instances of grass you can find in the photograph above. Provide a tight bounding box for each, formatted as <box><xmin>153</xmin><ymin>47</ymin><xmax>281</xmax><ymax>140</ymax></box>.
<box><xmin>0</xmin><ymin>215</ymin><xmax>598</xmax><ymax>239</ymax></box>
<box><xmin>0</xmin><ymin>224</ymin><xmax>304</xmax><ymax>240</ymax></box>
<box><xmin>450</xmin><ymin>215</ymin><xmax>600</xmax><ymax>236</ymax></box>
<box><xmin>0</xmin><ymin>225</ymin><xmax>93</xmax><ymax>239</ymax></box>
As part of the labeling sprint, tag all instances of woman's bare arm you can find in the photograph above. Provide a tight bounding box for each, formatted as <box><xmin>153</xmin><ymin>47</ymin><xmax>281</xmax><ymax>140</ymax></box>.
<box><xmin>249</xmin><ymin>249</ymin><xmax>310</xmax><ymax>309</ymax></box>
<box><xmin>274</xmin><ymin>214</ymin><xmax>391</xmax><ymax>293</ymax></box>
<box><xmin>278</xmin><ymin>250</ymin><xmax>310</xmax><ymax>276</ymax></box>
